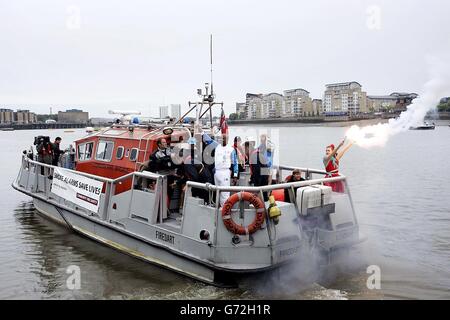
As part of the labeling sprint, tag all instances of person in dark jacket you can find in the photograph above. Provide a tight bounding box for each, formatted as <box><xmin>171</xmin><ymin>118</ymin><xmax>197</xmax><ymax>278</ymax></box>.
<box><xmin>284</xmin><ymin>169</ymin><xmax>305</xmax><ymax>203</ymax></box>
<box><xmin>149</xmin><ymin>138</ymin><xmax>173</xmax><ymax>172</ymax></box>
<box><xmin>51</xmin><ymin>137</ymin><xmax>63</xmax><ymax>166</ymax></box>
<box><xmin>179</xmin><ymin>148</ymin><xmax>213</xmax><ymax>204</ymax></box>
<box><xmin>36</xmin><ymin>137</ymin><xmax>53</xmax><ymax>175</ymax></box>
<box><xmin>249</xmin><ymin>145</ymin><xmax>270</xmax><ymax>201</ymax></box>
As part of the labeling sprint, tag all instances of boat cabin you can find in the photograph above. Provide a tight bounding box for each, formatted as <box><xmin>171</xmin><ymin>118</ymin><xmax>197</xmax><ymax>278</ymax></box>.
<box><xmin>74</xmin><ymin>124</ymin><xmax>192</xmax><ymax>193</ymax></box>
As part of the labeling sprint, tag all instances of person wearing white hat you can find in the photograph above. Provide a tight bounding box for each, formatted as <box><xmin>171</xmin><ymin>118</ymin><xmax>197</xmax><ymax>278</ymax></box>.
<box><xmin>214</xmin><ymin>133</ymin><xmax>239</xmax><ymax>206</ymax></box>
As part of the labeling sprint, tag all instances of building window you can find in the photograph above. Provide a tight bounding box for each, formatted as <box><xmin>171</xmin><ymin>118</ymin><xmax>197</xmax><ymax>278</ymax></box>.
<box><xmin>95</xmin><ymin>140</ymin><xmax>114</xmax><ymax>162</ymax></box>
<box><xmin>77</xmin><ymin>142</ymin><xmax>94</xmax><ymax>161</ymax></box>
<box><xmin>129</xmin><ymin>148</ymin><xmax>139</xmax><ymax>162</ymax></box>
<box><xmin>116</xmin><ymin>146</ymin><xmax>124</xmax><ymax>160</ymax></box>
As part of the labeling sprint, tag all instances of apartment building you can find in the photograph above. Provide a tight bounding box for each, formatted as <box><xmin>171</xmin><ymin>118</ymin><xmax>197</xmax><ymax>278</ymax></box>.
<box><xmin>312</xmin><ymin>99</ymin><xmax>323</xmax><ymax>116</ymax></box>
<box><xmin>170</xmin><ymin>104</ymin><xmax>181</xmax><ymax>120</ymax></box>
<box><xmin>323</xmin><ymin>82</ymin><xmax>368</xmax><ymax>115</ymax></box>
<box><xmin>262</xmin><ymin>93</ymin><xmax>283</xmax><ymax>118</ymax></box>
<box><xmin>367</xmin><ymin>93</ymin><xmax>418</xmax><ymax>112</ymax></box>
<box><xmin>283</xmin><ymin>88</ymin><xmax>312</xmax><ymax>117</ymax></box>
<box><xmin>235</xmin><ymin>103</ymin><xmax>246</xmax><ymax>119</ymax></box>
<box><xmin>159</xmin><ymin>106</ymin><xmax>169</xmax><ymax>119</ymax></box>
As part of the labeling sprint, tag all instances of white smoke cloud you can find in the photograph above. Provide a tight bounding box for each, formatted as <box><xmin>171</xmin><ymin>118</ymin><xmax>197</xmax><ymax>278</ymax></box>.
<box><xmin>346</xmin><ymin>56</ymin><xmax>450</xmax><ymax>149</ymax></box>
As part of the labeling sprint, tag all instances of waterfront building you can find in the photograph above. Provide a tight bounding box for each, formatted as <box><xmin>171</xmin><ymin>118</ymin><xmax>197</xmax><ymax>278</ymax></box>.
<box><xmin>262</xmin><ymin>93</ymin><xmax>284</xmax><ymax>118</ymax></box>
<box><xmin>389</xmin><ymin>93</ymin><xmax>418</xmax><ymax>111</ymax></box>
<box><xmin>366</xmin><ymin>95</ymin><xmax>398</xmax><ymax>112</ymax></box>
<box><xmin>245</xmin><ymin>93</ymin><xmax>262</xmax><ymax>119</ymax></box>
<box><xmin>14</xmin><ymin>109</ymin><xmax>37</xmax><ymax>124</ymax></box>
<box><xmin>159</xmin><ymin>106</ymin><xmax>169</xmax><ymax>119</ymax></box>
<box><xmin>245</xmin><ymin>93</ymin><xmax>263</xmax><ymax>119</ymax></box>
<box><xmin>312</xmin><ymin>99</ymin><xmax>323</xmax><ymax>116</ymax></box>
<box><xmin>323</xmin><ymin>82</ymin><xmax>368</xmax><ymax>115</ymax></box>
<box><xmin>170</xmin><ymin>104</ymin><xmax>181</xmax><ymax>120</ymax></box>
<box><xmin>235</xmin><ymin>102</ymin><xmax>246</xmax><ymax>119</ymax></box>
<box><xmin>0</xmin><ymin>108</ymin><xmax>14</xmax><ymax>124</ymax></box>
<box><xmin>246</xmin><ymin>94</ymin><xmax>263</xmax><ymax>119</ymax></box>
<box><xmin>367</xmin><ymin>93</ymin><xmax>418</xmax><ymax>112</ymax></box>
<box><xmin>29</xmin><ymin>112</ymin><xmax>37</xmax><ymax>123</ymax></box>
<box><xmin>283</xmin><ymin>88</ymin><xmax>312</xmax><ymax>117</ymax></box>
<box><xmin>57</xmin><ymin>109</ymin><xmax>89</xmax><ymax>123</ymax></box>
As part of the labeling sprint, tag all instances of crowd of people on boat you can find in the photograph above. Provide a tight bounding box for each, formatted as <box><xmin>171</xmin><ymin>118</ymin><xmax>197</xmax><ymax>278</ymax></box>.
<box><xmin>34</xmin><ymin>129</ymin><xmax>354</xmax><ymax>208</ymax></box>
<box><xmin>35</xmin><ymin>136</ymin><xmax>77</xmax><ymax>170</ymax></box>
<box><xmin>138</xmin><ymin>130</ymin><xmax>354</xmax><ymax>208</ymax></box>
<box><xmin>35</xmin><ymin>136</ymin><xmax>63</xmax><ymax>166</ymax></box>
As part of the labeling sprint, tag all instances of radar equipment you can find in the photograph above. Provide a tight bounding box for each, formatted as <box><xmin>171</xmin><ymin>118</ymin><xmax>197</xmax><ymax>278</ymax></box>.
<box><xmin>108</xmin><ymin>110</ymin><xmax>142</xmax><ymax>125</ymax></box>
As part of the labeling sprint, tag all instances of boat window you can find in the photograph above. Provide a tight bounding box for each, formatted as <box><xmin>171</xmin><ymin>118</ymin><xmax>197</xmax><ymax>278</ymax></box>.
<box><xmin>77</xmin><ymin>142</ymin><xmax>94</xmax><ymax>161</ymax></box>
<box><xmin>116</xmin><ymin>146</ymin><xmax>124</xmax><ymax>160</ymax></box>
<box><xmin>85</xmin><ymin>143</ymin><xmax>93</xmax><ymax>160</ymax></box>
<box><xmin>95</xmin><ymin>140</ymin><xmax>114</xmax><ymax>162</ymax></box>
<box><xmin>130</xmin><ymin>148</ymin><xmax>138</xmax><ymax>162</ymax></box>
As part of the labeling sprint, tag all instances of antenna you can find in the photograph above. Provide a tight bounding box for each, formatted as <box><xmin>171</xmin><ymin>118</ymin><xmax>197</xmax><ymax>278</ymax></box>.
<box><xmin>210</xmin><ymin>34</ymin><xmax>213</xmax><ymax>97</ymax></box>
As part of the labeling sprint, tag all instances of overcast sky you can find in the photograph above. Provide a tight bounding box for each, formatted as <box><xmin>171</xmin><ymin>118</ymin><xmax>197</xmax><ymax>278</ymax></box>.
<box><xmin>1</xmin><ymin>0</ymin><xmax>449</xmax><ymax>117</ymax></box>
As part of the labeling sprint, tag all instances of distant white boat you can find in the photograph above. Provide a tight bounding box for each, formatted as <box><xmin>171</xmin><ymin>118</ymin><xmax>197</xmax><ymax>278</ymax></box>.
<box><xmin>409</xmin><ymin>122</ymin><xmax>435</xmax><ymax>130</ymax></box>
<box><xmin>85</xmin><ymin>126</ymin><xmax>94</xmax><ymax>133</ymax></box>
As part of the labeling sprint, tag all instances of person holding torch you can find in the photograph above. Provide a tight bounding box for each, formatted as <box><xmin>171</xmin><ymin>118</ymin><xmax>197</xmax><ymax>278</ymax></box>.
<box><xmin>323</xmin><ymin>138</ymin><xmax>353</xmax><ymax>193</ymax></box>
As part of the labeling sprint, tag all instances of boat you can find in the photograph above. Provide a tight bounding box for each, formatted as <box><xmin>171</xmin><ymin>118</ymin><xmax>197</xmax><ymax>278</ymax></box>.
<box><xmin>0</xmin><ymin>127</ymin><xmax>14</xmax><ymax>131</ymax></box>
<box><xmin>85</xmin><ymin>126</ymin><xmax>94</xmax><ymax>133</ymax></box>
<box><xmin>11</xmin><ymin>84</ymin><xmax>365</xmax><ymax>287</ymax></box>
<box><xmin>409</xmin><ymin>122</ymin><xmax>435</xmax><ymax>130</ymax></box>
<box><xmin>11</xmin><ymin>42</ymin><xmax>365</xmax><ymax>286</ymax></box>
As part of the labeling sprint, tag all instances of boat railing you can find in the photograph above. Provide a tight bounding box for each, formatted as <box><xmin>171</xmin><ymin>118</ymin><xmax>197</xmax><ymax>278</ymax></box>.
<box><xmin>16</xmin><ymin>156</ymin><xmax>169</xmax><ymax>222</ymax></box>
<box><xmin>275</xmin><ymin>165</ymin><xmax>328</xmax><ymax>180</ymax></box>
<box><xmin>18</xmin><ymin>155</ymin><xmax>165</xmax><ymax>184</ymax></box>
<box><xmin>16</xmin><ymin>156</ymin><xmax>358</xmax><ymax>247</ymax></box>
<box><xmin>185</xmin><ymin>175</ymin><xmax>346</xmax><ymax>193</ymax></box>
<box><xmin>184</xmin><ymin>168</ymin><xmax>358</xmax><ymax>251</ymax></box>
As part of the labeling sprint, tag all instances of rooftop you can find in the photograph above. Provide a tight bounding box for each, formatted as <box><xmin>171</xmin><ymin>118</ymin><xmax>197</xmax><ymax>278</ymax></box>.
<box><xmin>367</xmin><ymin>95</ymin><xmax>398</xmax><ymax>100</ymax></box>
<box><xmin>284</xmin><ymin>88</ymin><xmax>310</xmax><ymax>95</ymax></box>
<box><xmin>325</xmin><ymin>81</ymin><xmax>362</xmax><ymax>88</ymax></box>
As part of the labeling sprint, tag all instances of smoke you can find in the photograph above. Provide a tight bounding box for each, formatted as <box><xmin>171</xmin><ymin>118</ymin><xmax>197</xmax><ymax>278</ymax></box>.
<box><xmin>346</xmin><ymin>56</ymin><xmax>450</xmax><ymax>149</ymax></box>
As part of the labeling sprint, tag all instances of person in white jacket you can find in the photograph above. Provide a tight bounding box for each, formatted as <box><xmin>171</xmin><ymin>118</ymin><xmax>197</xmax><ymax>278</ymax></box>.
<box><xmin>214</xmin><ymin>134</ymin><xmax>239</xmax><ymax>206</ymax></box>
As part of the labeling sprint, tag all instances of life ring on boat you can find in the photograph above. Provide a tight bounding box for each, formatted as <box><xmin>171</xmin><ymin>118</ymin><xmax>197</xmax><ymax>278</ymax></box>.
<box><xmin>221</xmin><ymin>192</ymin><xmax>266</xmax><ymax>235</ymax></box>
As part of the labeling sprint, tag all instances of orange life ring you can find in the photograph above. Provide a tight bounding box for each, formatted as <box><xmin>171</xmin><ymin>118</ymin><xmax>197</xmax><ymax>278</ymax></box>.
<box><xmin>221</xmin><ymin>192</ymin><xmax>266</xmax><ymax>235</ymax></box>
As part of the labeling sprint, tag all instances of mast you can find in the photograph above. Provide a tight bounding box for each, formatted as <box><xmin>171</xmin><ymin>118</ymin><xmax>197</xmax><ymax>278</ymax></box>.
<box><xmin>209</xmin><ymin>34</ymin><xmax>214</xmax><ymax>127</ymax></box>
<box><xmin>210</xmin><ymin>34</ymin><xmax>213</xmax><ymax>98</ymax></box>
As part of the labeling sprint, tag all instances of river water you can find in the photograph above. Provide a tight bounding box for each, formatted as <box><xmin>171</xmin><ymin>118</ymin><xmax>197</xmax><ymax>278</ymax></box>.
<box><xmin>1</xmin><ymin>124</ymin><xmax>449</xmax><ymax>300</ymax></box>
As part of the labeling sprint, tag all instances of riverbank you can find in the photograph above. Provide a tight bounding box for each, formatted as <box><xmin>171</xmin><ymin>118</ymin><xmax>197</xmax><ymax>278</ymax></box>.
<box><xmin>229</xmin><ymin>115</ymin><xmax>450</xmax><ymax>127</ymax></box>
<box><xmin>0</xmin><ymin>123</ymin><xmax>87</xmax><ymax>131</ymax></box>
<box><xmin>229</xmin><ymin>118</ymin><xmax>390</xmax><ymax>127</ymax></box>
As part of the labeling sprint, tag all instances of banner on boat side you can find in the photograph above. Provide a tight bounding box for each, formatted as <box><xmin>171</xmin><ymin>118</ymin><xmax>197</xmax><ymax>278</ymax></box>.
<box><xmin>51</xmin><ymin>167</ymin><xmax>104</xmax><ymax>213</ymax></box>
